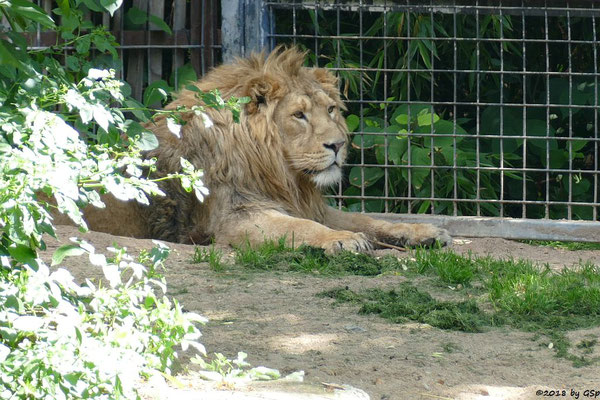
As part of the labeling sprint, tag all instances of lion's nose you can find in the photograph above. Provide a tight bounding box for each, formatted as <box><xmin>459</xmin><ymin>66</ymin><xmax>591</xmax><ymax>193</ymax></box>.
<box><xmin>323</xmin><ymin>141</ymin><xmax>345</xmax><ymax>155</ymax></box>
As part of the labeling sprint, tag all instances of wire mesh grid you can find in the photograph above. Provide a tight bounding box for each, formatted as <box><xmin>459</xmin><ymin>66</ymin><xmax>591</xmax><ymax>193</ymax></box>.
<box><xmin>265</xmin><ymin>0</ymin><xmax>600</xmax><ymax>223</ymax></box>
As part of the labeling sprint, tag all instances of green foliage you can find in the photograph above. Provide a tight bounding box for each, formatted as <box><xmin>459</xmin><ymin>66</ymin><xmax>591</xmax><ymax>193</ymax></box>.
<box><xmin>487</xmin><ymin>261</ymin><xmax>600</xmax><ymax>330</ymax></box>
<box><xmin>232</xmin><ymin>239</ymin><xmax>405</xmax><ymax>275</ymax></box>
<box><xmin>191</xmin><ymin>352</ymin><xmax>282</xmax><ymax>382</ymax></box>
<box><xmin>0</xmin><ymin>2</ymin><xmax>247</xmax><ymax>399</ymax></box>
<box><xmin>193</xmin><ymin>244</ymin><xmax>225</xmax><ymax>272</ymax></box>
<box><xmin>275</xmin><ymin>9</ymin><xmax>598</xmax><ymax>220</ymax></box>
<box><xmin>321</xmin><ymin>284</ymin><xmax>491</xmax><ymax>333</ymax></box>
<box><xmin>0</xmin><ymin>240</ymin><xmax>207</xmax><ymax>399</ymax></box>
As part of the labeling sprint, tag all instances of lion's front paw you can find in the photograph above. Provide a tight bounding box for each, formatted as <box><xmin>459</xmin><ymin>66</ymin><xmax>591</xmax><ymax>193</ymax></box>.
<box><xmin>382</xmin><ymin>223</ymin><xmax>451</xmax><ymax>248</ymax></box>
<box><xmin>316</xmin><ymin>231</ymin><xmax>372</xmax><ymax>254</ymax></box>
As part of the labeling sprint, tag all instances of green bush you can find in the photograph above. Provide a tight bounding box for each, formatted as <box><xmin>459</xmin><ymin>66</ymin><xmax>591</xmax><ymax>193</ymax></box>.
<box><xmin>0</xmin><ymin>2</ymin><xmax>244</xmax><ymax>398</ymax></box>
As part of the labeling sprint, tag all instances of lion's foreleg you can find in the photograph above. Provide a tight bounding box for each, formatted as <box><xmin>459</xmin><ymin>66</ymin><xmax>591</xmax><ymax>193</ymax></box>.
<box><xmin>216</xmin><ymin>209</ymin><xmax>372</xmax><ymax>254</ymax></box>
<box><xmin>322</xmin><ymin>207</ymin><xmax>451</xmax><ymax>248</ymax></box>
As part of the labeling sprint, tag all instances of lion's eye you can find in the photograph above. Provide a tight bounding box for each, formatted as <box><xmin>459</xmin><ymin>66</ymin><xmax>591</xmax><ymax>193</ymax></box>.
<box><xmin>293</xmin><ymin>111</ymin><xmax>306</xmax><ymax>119</ymax></box>
<box><xmin>328</xmin><ymin>105</ymin><xmax>335</xmax><ymax>114</ymax></box>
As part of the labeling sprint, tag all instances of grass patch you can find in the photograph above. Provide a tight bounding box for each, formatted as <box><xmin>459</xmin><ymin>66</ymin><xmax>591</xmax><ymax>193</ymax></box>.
<box><xmin>410</xmin><ymin>250</ymin><xmax>478</xmax><ymax>285</ymax></box>
<box><xmin>193</xmin><ymin>244</ymin><xmax>225</xmax><ymax>271</ymax></box>
<box><xmin>232</xmin><ymin>238</ymin><xmax>405</xmax><ymax>275</ymax></box>
<box><xmin>519</xmin><ymin>240</ymin><xmax>600</xmax><ymax>251</ymax></box>
<box><xmin>202</xmin><ymin>237</ymin><xmax>600</xmax><ymax>366</ymax></box>
<box><xmin>488</xmin><ymin>261</ymin><xmax>600</xmax><ymax>331</ymax></box>
<box><xmin>321</xmin><ymin>283</ymin><xmax>494</xmax><ymax>333</ymax></box>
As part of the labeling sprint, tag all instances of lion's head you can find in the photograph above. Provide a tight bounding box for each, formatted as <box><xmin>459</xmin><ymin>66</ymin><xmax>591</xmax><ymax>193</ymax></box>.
<box><xmin>170</xmin><ymin>46</ymin><xmax>350</xmax><ymax>189</ymax></box>
<box><xmin>267</xmin><ymin>63</ymin><xmax>348</xmax><ymax>189</ymax></box>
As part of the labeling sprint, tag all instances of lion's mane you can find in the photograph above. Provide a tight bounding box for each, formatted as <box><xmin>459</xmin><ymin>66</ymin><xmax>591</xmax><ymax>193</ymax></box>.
<box><xmin>142</xmin><ymin>47</ymin><xmax>347</xmax><ymax>244</ymax></box>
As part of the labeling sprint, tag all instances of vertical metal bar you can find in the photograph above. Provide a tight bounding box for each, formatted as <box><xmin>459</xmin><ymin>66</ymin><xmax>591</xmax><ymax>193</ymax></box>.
<box><xmin>406</xmin><ymin>0</ymin><xmax>413</xmax><ymax>213</ymax></box>
<box><xmin>567</xmin><ymin>4</ymin><xmax>573</xmax><ymax>220</ymax></box>
<box><xmin>499</xmin><ymin>5</ymin><xmax>505</xmax><ymax>218</ymax></box>
<box><xmin>145</xmin><ymin>1</ymin><xmax>150</xmax><ymax>97</ymax></box>
<box><xmin>475</xmin><ymin>0</ymin><xmax>481</xmax><ymax>216</ymax></box>
<box><xmin>429</xmin><ymin>0</ymin><xmax>435</xmax><ymax>214</ymax></box>
<box><xmin>359</xmin><ymin>0</ymin><xmax>365</xmax><ymax>212</ymax></box>
<box><xmin>314</xmin><ymin>0</ymin><xmax>319</xmax><ymax>68</ymax></box>
<box><xmin>335</xmin><ymin>2</ymin><xmax>342</xmax><ymax>209</ymax></box>
<box><xmin>35</xmin><ymin>0</ymin><xmax>41</xmax><ymax>48</ymax></box>
<box><xmin>521</xmin><ymin>2</ymin><xmax>527</xmax><ymax>218</ymax></box>
<box><xmin>117</xmin><ymin>3</ymin><xmax>124</xmax><ymax>81</ymax></box>
<box><xmin>452</xmin><ymin>1</ymin><xmax>458</xmax><ymax>216</ymax></box>
<box><xmin>544</xmin><ymin>4</ymin><xmax>551</xmax><ymax>219</ymax></box>
<box><xmin>594</xmin><ymin>7</ymin><xmax>599</xmax><ymax>221</ymax></box>
<box><xmin>383</xmin><ymin>1</ymin><xmax>390</xmax><ymax>213</ymax></box>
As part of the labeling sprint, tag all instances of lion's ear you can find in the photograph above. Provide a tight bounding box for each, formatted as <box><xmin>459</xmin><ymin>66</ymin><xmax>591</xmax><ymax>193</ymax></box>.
<box><xmin>244</xmin><ymin>75</ymin><xmax>283</xmax><ymax>114</ymax></box>
<box><xmin>312</xmin><ymin>68</ymin><xmax>338</xmax><ymax>87</ymax></box>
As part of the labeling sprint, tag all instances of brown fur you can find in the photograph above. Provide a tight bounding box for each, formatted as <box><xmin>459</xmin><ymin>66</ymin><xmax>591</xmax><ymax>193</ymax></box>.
<box><xmin>84</xmin><ymin>47</ymin><xmax>450</xmax><ymax>253</ymax></box>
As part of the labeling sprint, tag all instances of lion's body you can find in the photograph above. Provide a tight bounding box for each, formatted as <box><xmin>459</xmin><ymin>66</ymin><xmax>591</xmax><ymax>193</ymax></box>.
<box><xmin>84</xmin><ymin>47</ymin><xmax>450</xmax><ymax>252</ymax></box>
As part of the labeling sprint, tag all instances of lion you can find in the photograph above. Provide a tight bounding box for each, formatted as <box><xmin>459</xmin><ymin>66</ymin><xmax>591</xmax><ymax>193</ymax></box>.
<box><xmin>83</xmin><ymin>46</ymin><xmax>450</xmax><ymax>253</ymax></box>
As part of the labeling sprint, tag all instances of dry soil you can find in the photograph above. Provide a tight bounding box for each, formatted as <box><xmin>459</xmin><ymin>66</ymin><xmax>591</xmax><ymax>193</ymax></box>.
<box><xmin>44</xmin><ymin>225</ymin><xmax>600</xmax><ymax>400</ymax></box>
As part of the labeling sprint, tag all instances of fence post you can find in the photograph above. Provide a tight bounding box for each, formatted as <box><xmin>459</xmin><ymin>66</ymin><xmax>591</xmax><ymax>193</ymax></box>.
<box><xmin>222</xmin><ymin>0</ymin><xmax>270</xmax><ymax>62</ymax></box>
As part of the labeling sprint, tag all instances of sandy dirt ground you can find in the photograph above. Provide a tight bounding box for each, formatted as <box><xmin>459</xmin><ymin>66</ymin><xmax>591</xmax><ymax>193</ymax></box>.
<box><xmin>44</xmin><ymin>225</ymin><xmax>600</xmax><ymax>400</ymax></box>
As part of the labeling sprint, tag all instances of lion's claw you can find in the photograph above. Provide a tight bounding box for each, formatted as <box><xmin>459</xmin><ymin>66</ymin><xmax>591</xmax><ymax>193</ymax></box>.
<box><xmin>319</xmin><ymin>231</ymin><xmax>372</xmax><ymax>254</ymax></box>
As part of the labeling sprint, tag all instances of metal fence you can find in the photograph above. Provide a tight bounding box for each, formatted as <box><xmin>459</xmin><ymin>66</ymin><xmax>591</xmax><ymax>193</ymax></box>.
<box><xmin>224</xmin><ymin>0</ymin><xmax>600</xmax><ymax>241</ymax></box>
<box><xmin>20</xmin><ymin>0</ymin><xmax>221</xmax><ymax>101</ymax></box>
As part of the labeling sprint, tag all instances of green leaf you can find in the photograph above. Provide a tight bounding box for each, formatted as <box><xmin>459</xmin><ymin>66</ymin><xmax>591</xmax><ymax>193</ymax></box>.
<box><xmin>126</xmin><ymin>6</ymin><xmax>148</xmax><ymax>25</ymax></box>
<box><xmin>480</xmin><ymin>106</ymin><xmax>522</xmax><ymax>153</ymax></box>
<box><xmin>395</xmin><ymin>114</ymin><xmax>409</xmax><ymax>125</ymax></box>
<box><xmin>124</xmin><ymin>98</ymin><xmax>151</xmax><ymax>122</ymax></box>
<box><xmin>388</xmin><ymin>136</ymin><xmax>408</xmax><ymax>165</ymax></box>
<box><xmin>549</xmin><ymin>149</ymin><xmax>568</xmax><ymax>169</ymax></box>
<box><xmin>8</xmin><ymin>244</ymin><xmax>37</xmax><ymax>265</ymax></box>
<box><xmin>143</xmin><ymin>80</ymin><xmax>172</xmax><ymax>106</ymax></box>
<box><xmin>75</xmin><ymin>35</ymin><xmax>91</xmax><ymax>54</ymax></box>
<box><xmin>570</xmin><ymin>140</ymin><xmax>588</xmax><ymax>152</ymax></box>
<box><xmin>52</xmin><ymin>244</ymin><xmax>85</xmax><ymax>266</ymax></box>
<box><xmin>81</xmin><ymin>0</ymin><xmax>104</xmax><ymax>12</ymax></box>
<box><xmin>349</xmin><ymin>167</ymin><xmax>384</xmax><ymax>188</ymax></box>
<box><xmin>138</xmin><ymin>131</ymin><xmax>159</xmax><ymax>151</ymax></box>
<box><xmin>345</xmin><ymin>114</ymin><xmax>359</xmax><ymax>132</ymax></box>
<box><xmin>417</xmin><ymin>41</ymin><xmax>433</xmax><ymax>69</ymax></box>
<box><xmin>351</xmin><ymin>133</ymin><xmax>376</xmax><ymax>149</ymax></box>
<box><xmin>9</xmin><ymin>0</ymin><xmax>55</xmax><ymax>29</ymax></box>
<box><xmin>391</xmin><ymin>104</ymin><xmax>430</xmax><ymax>125</ymax></box>
<box><xmin>417</xmin><ymin>112</ymin><xmax>440</xmax><ymax>127</ymax></box>
<box><xmin>401</xmin><ymin>147</ymin><xmax>431</xmax><ymax>190</ymax></box>
<box><xmin>149</xmin><ymin>14</ymin><xmax>173</xmax><ymax>35</ymax></box>
<box><xmin>423</xmin><ymin>119</ymin><xmax>467</xmax><ymax>148</ymax></box>
<box><xmin>55</xmin><ymin>0</ymin><xmax>71</xmax><ymax>16</ymax></box>
<box><xmin>171</xmin><ymin>63</ymin><xmax>198</xmax><ymax>90</ymax></box>
<box><xmin>0</xmin><ymin>40</ymin><xmax>22</xmax><ymax>69</ymax></box>
<box><xmin>92</xmin><ymin>34</ymin><xmax>117</xmax><ymax>58</ymax></box>
<box><xmin>65</xmin><ymin>55</ymin><xmax>80</xmax><ymax>71</ymax></box>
